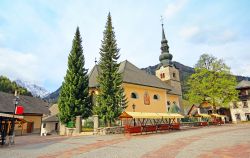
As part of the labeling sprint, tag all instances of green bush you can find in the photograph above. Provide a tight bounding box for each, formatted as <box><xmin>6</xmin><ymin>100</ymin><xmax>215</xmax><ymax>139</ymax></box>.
<box><xmin>67</xmin><ymin>121</ymin><xmax>75</xmax><ymax>128</ymax></box>
<box><xmin>83</xmin><ymin>119</ymin><xmax>94</xmax><ymax>128</ymax></box>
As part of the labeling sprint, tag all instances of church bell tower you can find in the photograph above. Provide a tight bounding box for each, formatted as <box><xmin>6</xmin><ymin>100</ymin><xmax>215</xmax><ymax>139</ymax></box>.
<box><xmin>155</xmin><ymin>23</ymin><xmax>182</xmax><ymax>97</ymax></box>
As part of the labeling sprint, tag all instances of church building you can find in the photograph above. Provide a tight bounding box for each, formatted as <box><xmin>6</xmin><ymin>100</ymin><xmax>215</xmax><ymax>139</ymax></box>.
<box><xmin>89</xmin><ymin>24</ymin><xmax>182</xmax><ymax>113</ymax></box>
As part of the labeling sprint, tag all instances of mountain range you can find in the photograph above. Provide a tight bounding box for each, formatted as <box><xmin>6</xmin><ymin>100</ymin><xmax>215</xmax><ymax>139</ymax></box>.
<box><xmin>15</xmin><ymin>79</ymin><xmax>50</xmax><ymax>98</ymax></box>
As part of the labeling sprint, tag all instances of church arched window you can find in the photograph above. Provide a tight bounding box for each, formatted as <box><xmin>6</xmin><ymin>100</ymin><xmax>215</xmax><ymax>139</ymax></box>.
<box><xmin>167</xmin><ymin>101</ymin><xmax>171</xmax><ymax>105</ymax></box>
<box><xmin>131</xmin><ymin>92</ymin><xmax>138</xmax><ymax>99</ymax></box>
<box><xmin>153</xmin><ymin>94</ymin><xmax>160</xmax><ymax>100</ymax></box>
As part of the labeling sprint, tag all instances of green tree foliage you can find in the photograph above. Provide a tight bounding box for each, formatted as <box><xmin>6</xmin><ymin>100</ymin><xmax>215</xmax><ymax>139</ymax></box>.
<box><xmin>94</xmin><ymin>13</ymin><xmax>127</xmax><ymax>127</ymax></box>
<box><xmin>186</xmin><ymin>54</ymin><xmax>238</xmax><ymax>112</ymax></box>
<box><xmin>0</xmin><ymin>75</ymin><xmax>32</xmax><ymax>96</ymax></box>
<box><xmin>58</xmin><ymin>27</ymin><xmax>92</xmax><ymax>125</ymax></box>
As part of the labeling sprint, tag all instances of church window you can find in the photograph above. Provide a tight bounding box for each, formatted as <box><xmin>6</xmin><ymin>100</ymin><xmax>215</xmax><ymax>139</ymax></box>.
<box><xmin>131</xmin><ymin>92</ymin><xmax>138</xmax><ymax>99</ymax></box>
<box><xmin>160</xmin><ymin>73</ymin><xmax>165</xmax><ymax>79</ymax></box>
<box><xmin>173</xmin><ymin>73</ymin><xmax>176</xmax><ymax>78</ymax></box>
<box><xmin>153</xmin><ymin>94</ymin><xmax>159</xmax><ymax>100</ymax></box>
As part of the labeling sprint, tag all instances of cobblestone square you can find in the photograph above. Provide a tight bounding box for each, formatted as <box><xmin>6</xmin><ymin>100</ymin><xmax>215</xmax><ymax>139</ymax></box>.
<box><xmin>1</xmin><ymin>124</ymin><xmax>250</xmax><ymax>158</ymax></box>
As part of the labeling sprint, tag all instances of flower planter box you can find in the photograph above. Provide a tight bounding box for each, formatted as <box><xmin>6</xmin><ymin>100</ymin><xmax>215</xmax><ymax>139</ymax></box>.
<box><xmin>144</xmin><ymin>125</ymin><xmax>157</xmax><ymax>132</ymax></box>
<box><xmin>125</xmin><ymin>126</ymin><xmax>141</xmax><ymax>133</ymax></box>
<box><xmin>171</xmin><ymin>123</ymin><xmax>180</xmax><ymax>130</ymax></box>
<box><xmin>158</xmin><ymin>124</ymin><xmax>169</xmax><ymax>130</ymax></box>
<box><xmin>198</xmin><ymin>122</ymin><xmax>208</xmax><ymax>126</ymax></box>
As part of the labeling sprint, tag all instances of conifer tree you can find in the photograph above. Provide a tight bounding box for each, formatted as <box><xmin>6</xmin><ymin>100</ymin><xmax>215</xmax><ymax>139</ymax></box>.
<box><xmin>95</xmin><ymin>13</ymin><xmax>127</xmax><ymax>126</ymax></box>
<box><xmin>58</xmin><ymin>27</ymin><xmax>91</xmax><ymax>125</ymax></box>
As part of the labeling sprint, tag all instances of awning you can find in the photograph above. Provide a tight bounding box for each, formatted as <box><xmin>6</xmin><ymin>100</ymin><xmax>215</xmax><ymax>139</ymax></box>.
<box><xmin>16</xmin><ymin>118</ymin><xmax>27</xmax><ymax>124</ymax></box>
<box><xmin>210</xmin><ymin>114</ymin><xmax>225</xmax><ymax>118</ymax></box>
<box><xmin>0</xmin><ymin>113</ymin><xmax>23</xmax><ymax>119</ymax></box>
<box><xmin>194</xmin><ymin>113</ymin><xmax>211</xmax><ymax>118</ymax></box>
<box><xmin>119</xmin><ymin>111</ymin><xmax>184</xmax><ymax>119</ymax></box>
<box><xmin>157</xmin><ymin>113</ymin><xmax>184</xmax><ymax>119</ymax></box>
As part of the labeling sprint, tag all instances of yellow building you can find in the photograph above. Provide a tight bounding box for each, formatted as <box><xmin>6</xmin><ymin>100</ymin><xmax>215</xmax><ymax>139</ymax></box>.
<box><xmin>89</xmin><ymin>24</ymin><xmax>182</xmax><ymax>113</ymax></box>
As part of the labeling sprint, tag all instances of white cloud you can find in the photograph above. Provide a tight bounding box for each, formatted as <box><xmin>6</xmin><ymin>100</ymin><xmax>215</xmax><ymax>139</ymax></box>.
<box><xmin>179</xmin><ymin>26</ymin><xmax>237</xmax><ymax>45</ymax></box>
<box><xmin>0</xmin><ymin>48</ymin><xmax>41</xmax><ymax>83</ymax></box>
<box><xmin>164</xmin><ymin>0</ymin><xmax>188</xmax><ymax>19</ymax></box>
<box><xmin>179</xmin><ymin>26</ymin><xmax>200</xmax><ymax>39</ymax></box>
<box><xmin>217</xmin><ymin>30</ymin><xmax>237</xmax><ymax>43</ymax></box>
<box><xmin>233</xmin><ymin>63</ymin><xmax>250</xmax><ymax>77</ymax></box>
<box><xmin>0</xmin><ymin>32</ymin><xmax>4</xmax><ymax>42</ymax></box>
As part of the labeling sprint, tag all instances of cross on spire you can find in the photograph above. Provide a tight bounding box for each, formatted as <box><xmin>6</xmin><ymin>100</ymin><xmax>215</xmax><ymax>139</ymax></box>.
<box><xmin>94</xmin><ymin>57</ymin><xmax>97</xmax><ymax>65</ymax></box>
<box><xmin>160</xmin><ymin>16</ymin><xmax>164</xmax><ymax>26</ymax></box>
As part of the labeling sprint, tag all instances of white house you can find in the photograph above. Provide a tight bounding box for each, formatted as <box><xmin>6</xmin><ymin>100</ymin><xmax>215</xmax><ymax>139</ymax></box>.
<box><xmin>230</xmin><ymin>80</ymin><xmax>250</xmax><ymax>123</ymax></box>
<box><xmin>41</xmin><ymin>104</ymin><xmax>59</xmax><ymax>136</ymax></box>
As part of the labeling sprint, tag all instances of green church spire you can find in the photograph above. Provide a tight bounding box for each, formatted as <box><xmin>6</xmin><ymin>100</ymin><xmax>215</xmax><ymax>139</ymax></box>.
<box><xmin>159</xmin><ymin>23</ymin><xmax>173</xmax><ymax>67</ymax></box>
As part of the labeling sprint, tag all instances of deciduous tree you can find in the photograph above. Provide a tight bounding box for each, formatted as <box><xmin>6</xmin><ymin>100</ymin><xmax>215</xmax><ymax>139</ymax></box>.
<box><xmin>187</xmin><ymin>54</ymin><xmax>238</xmax><ymax>112</ymax></box>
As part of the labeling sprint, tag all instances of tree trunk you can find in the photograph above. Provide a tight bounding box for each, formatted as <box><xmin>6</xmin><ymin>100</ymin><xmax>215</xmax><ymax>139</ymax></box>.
<box><xmin>213</xmin><ymin>103</ymin><xmax>217</xmax><ymax>114</ymax></box>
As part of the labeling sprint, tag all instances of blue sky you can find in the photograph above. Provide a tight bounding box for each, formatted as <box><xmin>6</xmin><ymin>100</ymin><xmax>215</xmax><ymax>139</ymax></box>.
<box><xmin>0</xmin><ymin>0</ymin><xmax>250</xmax><ymax>92</ymax></box>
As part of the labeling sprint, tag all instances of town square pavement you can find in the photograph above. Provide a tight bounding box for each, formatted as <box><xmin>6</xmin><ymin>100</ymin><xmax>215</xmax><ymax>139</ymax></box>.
<box><xmin>1</xmin><ymin>124</ymin><xmax>250</xmax><ymax>158</ymax></box>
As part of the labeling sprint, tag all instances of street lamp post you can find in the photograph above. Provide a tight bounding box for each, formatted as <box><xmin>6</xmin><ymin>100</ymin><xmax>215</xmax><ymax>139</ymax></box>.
<box><xmin>10</xmin><ymin>90</ymin><xmax>19</xmax><ymax>145</ymax></box>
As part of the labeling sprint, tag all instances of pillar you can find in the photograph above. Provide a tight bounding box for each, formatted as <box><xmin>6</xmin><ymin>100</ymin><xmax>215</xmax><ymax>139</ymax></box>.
<box><xmin>75</xmin><ymin>116</ymin><xmax>82</xmax><ymax>134</ymax></box>
<box><xmin>93</xmin><ymin>115</ymin><xmax>99</xmax><ymax>135</ymax></box>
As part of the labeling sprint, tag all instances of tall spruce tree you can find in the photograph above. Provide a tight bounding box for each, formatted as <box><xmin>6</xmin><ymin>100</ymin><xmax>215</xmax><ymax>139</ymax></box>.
<box><xmin>95</xmin><ymin>13</ymin><xmax>126</xmax><ymax>127</ymax></box>
<box><xmin>58</xmin><ymin>27</ymin><xmax>91</xmax><ymax>125</ymax></box>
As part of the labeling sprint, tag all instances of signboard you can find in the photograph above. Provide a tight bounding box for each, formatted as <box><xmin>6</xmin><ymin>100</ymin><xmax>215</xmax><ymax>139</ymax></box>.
<box><xmin>15</xmin><ymin>106</ymin><xmax>24</xmax><ymax>115</ymax></box>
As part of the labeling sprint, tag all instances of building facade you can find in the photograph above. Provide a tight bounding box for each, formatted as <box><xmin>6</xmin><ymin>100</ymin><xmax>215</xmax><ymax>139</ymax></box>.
<box><xmin>41</xmin><ymin>104</ymin><xmax>59</xmax><ymax>136</ymax></box>
<box><xmin>89</xmin><ymin>24</ymin><xmax>182</xmax><ymax>113</ymax></box>
<box><xmin>230</xmin><ymin>80</ymin><xmax>250</xmax><ymax>123</ymax></box>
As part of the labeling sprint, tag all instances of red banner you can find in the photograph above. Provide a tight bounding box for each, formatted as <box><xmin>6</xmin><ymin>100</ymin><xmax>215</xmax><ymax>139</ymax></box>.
<box><xmin>15</xmin><ymin>106</ymin><xmax>24</xmax><ymax>115</ymax></box>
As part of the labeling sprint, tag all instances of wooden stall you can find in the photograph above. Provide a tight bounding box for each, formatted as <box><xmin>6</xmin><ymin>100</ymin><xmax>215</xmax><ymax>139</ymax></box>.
<box><xmin>194</xmin><ymin>113</ymin><xmax>211</xmax><ymax>126</ymax></box>
<box><xmin>210</xmin><ymin>114</ymin><xmax>226</xmax><ymax>125</ymax></box>
<box><xmin>0</xmin><ymin>113</ymin><xmax>23</xmax><ymax>145</ymax></box>
<box><xmin>119</xmin><ymin>112</ymin><xmax>184</xmax><ymax>135</ymax></box>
